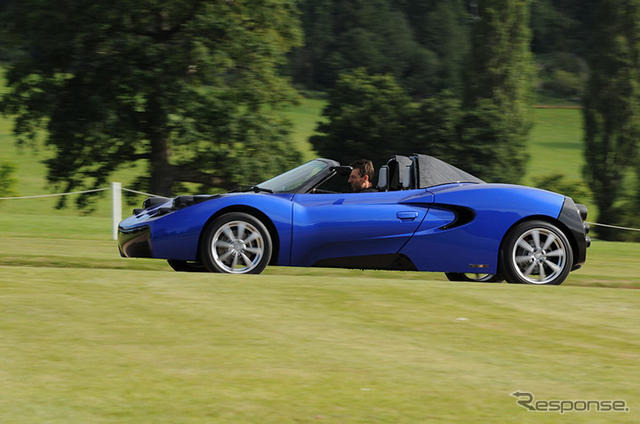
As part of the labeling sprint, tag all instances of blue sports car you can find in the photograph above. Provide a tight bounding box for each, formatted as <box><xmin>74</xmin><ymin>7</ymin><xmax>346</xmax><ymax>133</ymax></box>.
<box><xmin>118</xmin><ymin>154</ymin><xmax>590</xmax><ymax>285</ymax></box>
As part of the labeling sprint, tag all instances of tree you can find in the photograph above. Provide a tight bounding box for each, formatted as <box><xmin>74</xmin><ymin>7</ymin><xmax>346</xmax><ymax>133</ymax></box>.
<box><xmin>0</xmin><ymin>162</ymin><xmax>17</xmax><ymax>198</ymax></box>
<box><xmin>289</xmin><ymin>0</ymin><xmax>441</xmax><ymax>97</ymax></box>
<box><xmin>462</xmin><ymin>0</ymin><xmax>534</xmax><ymax>183</ymax></box>
<box><xmin>1</xmin><ymin>0</ymin><xmax>303</xmax><ymax>206</ymax></box>
<box><xmin>403</xmin><ymin>0</ymin><xmax>470</xmax><ymax>96</ymax></box>
<box><xmin>583</xmin><ymin>0</ymin><xmax>640</xmax><ymax>240</ymax></box>
<box><xmin>310</xmin><ymin>69</ymin><xmax>415</xmax><ymax>167</ymax></box>
<box><xmin>414</xmin><ymin>95</ymin><xmax>530</xmax><ymax>182</ymax></box>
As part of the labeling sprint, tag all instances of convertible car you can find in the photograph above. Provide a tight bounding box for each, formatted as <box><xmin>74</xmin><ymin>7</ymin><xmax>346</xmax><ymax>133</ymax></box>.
<box><xmin>118</xmin><ymin>154</ymin><xmax>590</xmax><ymax>285</ymax></box>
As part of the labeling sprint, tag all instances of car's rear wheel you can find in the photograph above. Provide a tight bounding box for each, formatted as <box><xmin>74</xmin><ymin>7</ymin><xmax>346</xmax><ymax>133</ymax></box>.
<box><xmin>167</xmin><ymin>259</ymin><xmax>207</xmax><ymax>272</ymax></box>
<box><xmin>445</xmin><ymin>273</ymin><xmax>503</xmax><ymax>283</ymax></box>
<box><xmin>200</xmin><ymin>212</ymin><xmax>272</xmax><ymax>274</ymax></box>
<box><xmin>501</xmin><ymin>220</ymin><xmax>573</xmax><ymax>285</ymax></box>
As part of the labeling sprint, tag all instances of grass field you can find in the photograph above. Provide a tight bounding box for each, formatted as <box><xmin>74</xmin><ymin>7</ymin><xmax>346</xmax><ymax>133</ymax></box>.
<box><xmin>0</xmin><ymin>244</ymin><xmax>638</xmax><ymax>423</ymax></box>
<box><xmin>2</xmin><ymin>85</ymin><xmax>639</xmax><ymax>422</ymax></box>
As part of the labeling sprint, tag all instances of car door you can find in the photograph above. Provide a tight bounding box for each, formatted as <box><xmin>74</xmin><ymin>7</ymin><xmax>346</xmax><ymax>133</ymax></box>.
<box><xmin>290</xmin><ymin>190</ymin><xmax>433</xmax><ymax>267</ymax></box>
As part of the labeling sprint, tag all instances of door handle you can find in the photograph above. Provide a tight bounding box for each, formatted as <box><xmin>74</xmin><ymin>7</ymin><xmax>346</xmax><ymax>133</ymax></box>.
<box><xmin>397</xmin><ymin>211</ymin><xmax>419</xmax><ymax>221</ymax></box>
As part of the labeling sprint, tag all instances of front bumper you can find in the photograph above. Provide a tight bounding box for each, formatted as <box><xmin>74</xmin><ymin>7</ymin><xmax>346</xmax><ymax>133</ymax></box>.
<box><xmin>557</xmin><ymin>197</ymin><xmax>589</xmax><ymax>269</ymax></box>
<box><xmin>118</xmin><ymin>225</ymin><xmax>152</xmax><ymax>258</ymax></box>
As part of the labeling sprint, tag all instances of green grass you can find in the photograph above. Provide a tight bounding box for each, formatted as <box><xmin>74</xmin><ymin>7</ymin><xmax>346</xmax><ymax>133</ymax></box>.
<box><xmin>0</xmin><ymin>259</ymin><xmax>638</xmax><ymax>423</ymax></box>
<box><xmin>283</xmin><ymin>97</ymin><xmax>325</xmax><ymax>161</ymax></box>
<box><xmin>527</xmin><ymin>108</ymin><xmax>584</xmax><ymax>182</ymax></box>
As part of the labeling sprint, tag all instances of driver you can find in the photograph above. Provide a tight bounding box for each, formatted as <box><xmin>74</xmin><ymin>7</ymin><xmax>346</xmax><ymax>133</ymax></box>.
<box><xmin>348</xmin><ymin>159</ymin><xmax>377</xmax><ymax>193</ymax></box>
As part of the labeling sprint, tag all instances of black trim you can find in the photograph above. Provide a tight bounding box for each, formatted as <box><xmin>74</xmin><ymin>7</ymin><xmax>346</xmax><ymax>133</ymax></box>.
<box><xmin>557</xmin><ymin>197</ymin><xmax>589</xmax><ymax>268</ymax></box>
<box><xmin>312</xmin><ymin>254</ymin><xmax>417</xmax><ymax>271</ymax></box>
<box><xmin>173</xmin><ymin>194</ymin><xmax>220</xmax><ymax>210</ymax></box>
<box><xmin>434</xmin><ymin>204</ymin><xmax>476</xmax><ymax>230</ymax></box>
<box><xmin>118</xmin><ymin>226</ymin><xmax>152</xmax><ymax>258</ymax></box>
<box><xmin>576</xmin><ymin>203</ymin><xmax>588</xmax><ymax>220</ymax></box>
<box><xmin>143</xmin><ymin>197</ymin><xmax>168</xmax><ymax>209</ymax></box>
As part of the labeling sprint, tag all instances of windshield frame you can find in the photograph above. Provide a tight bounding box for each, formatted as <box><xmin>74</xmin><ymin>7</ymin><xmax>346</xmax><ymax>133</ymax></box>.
<box><xmin>257</xmin><ymin>158</ymin><xmax>339</xmax><ymax>193</ymax></box>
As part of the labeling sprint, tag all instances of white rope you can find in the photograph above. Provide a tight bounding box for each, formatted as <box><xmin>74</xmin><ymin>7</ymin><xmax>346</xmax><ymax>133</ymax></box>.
<box><xmin>0</xmin><ymin>187</ymin><xmax>108</xmax><ymax>200</ymax></box>
<box><xmin>586</xmin><ymin>221</ymin><xmax>640</xmax><ymax>232</ymax></box>
<box><xmin>122</xmin><ymin>188</ymin><xmax>169</xmax><ymax>198</ymax></box>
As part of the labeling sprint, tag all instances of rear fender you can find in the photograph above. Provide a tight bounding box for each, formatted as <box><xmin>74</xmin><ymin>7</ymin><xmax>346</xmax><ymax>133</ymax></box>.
<box><xmin>400</xmin><ymin>184</ymin><xmax>565</xmax><ymax>273</ymax></box>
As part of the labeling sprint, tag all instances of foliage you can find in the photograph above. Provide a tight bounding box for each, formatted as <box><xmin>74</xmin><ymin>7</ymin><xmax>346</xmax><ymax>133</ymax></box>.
<box><xmin>536</xmin><ymin>53</ymin><xmax>588</xmax><ymax>101</ymax></box>
<box><xmin>462</xmin><ymin>0</ymin><xmax>534</xmax><ymax>183</ymax></box>
<box><xmin>290</xmin><ymin>0</ymin><xmax>597</xmax><ymax>103</ymax></box>
<box><xmin>1</xmin><ymin>0</ymin><xmax>303</xmax><ymax>206</ymax></box>
<box><xmin>289</xmin><ymin>0</ymin><xmax>470</xmax><ymax>98</ymax></box>
<box><xmin>0</xmin><ymin>161</ymin><xmax>17</xmax><ymax>198</ymax></box>
<box><xmin>583</xmin><ymin>0</ymin><xmax>640</xmax><ymax>240</ymax></box>
<box><xmin>531</xmin><ymin>173</ymin><xmax>590</xmax><ymax>203</ymax></box>
<box><xmin>411</xmin><ymin>91</ymin><xmax>462</xmax><ymax>162</ymax></box>
<box><xmin>415</xmin><ymin>98</ymin><xmax>529</xmax><ymax>183</ymax></box>
<box><xmin>412</xmin><ymin>94</ymin><xmax>512</xmax><ymax>181</ymax></box>
<box><xmin>310</xmin><ymin>69</ymin><xmax>415</xmax><ymax>167</ymax></box>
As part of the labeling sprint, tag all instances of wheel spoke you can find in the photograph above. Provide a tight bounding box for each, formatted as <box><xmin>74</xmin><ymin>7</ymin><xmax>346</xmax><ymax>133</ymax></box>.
<box><xmin>231</xmin><ymin>252</ymin><xmax>239</xmax><ymax>269</ymax></box>
<box><xmin>517</xmin><ymin>240</ymin><xmax>534</xmax><ymax>253</ymax></box>
<box><xmin>538</xmin><ymin>262</ymin><xmax>546</xmax><ymax>281</ymax></box>
<box><xmin>240</xmin><ymin>252</ymin><xmax>253</xmax><ymax>267</ymax></box>
<box><xmin>245</xmin><ymin>247</ymin><xmax>262</xmax><ymax>255</ymax></box>
<box><xmin>219</xmin><ymin>249</ymin><xmax>234</xmax><ymax>262</ymax></box>
<box><xmin>532</xmin><ymin>230</ymin><xmax>541</xmax><ymax>249</ymax></box>
<box><xmin>546</xmin><ymin>249</ymin><xmax>565</xmax><ymax>258</ymax></box>
<box><xmin>236</xmin><ymin>223</ymin><xmax>246</xmax><ymax>240</ymax></box>
<box><xmin>515</xmin><ymin>255</ymin><xmax>531</xmax><ymax>264</ymax></box>
<box><xmin>243</xmin><ymin>232</ymin><xmax>260</xmax><ymax>244</ymax></box>
<box><xmin>542</xmin><ymin>233</ymin><xmax>556</xmax><ymax>250</ymax></box>
<box><xmin>523</xmin><ymin>262</ymin><xmax>536</xmax><ymax>276</ymax></box>
<box><xmin>544</xmin><ymin>259</ymin><xmax>561</xmax><ymax>273</ymax></box>
<box><xmin>215</xmin><ymin>241</ymin><xmax>232</xmax><ymax>249</ymax></box>
<box><xmin>223</xmin><ymin>226</ymin><xmax>235</xmax><ymax>241</ymax></box>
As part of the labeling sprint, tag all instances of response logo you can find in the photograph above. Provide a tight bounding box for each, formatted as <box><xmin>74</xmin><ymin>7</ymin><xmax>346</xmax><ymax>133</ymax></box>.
<box><xmin>511</xmin><ymin>391</ymin><xmax>629</xmax><ymax>414</ymax></box>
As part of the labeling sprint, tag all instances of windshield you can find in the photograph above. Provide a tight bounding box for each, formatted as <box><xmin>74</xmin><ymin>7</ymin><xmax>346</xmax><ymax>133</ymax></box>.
<box><xmin>257</xmin><ymin>159</ymin><xmax>330</xmax><ymax>193</ymax></box>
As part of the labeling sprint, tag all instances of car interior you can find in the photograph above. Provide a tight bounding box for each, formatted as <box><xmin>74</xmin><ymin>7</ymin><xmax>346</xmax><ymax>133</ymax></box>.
<box><xmin>310</xmin><ymin>155</ymin><xmax>417</xmax><ymax>194</ymax></box>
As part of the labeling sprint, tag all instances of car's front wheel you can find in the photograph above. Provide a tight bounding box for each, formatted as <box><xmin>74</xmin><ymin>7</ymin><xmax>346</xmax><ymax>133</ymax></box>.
<box><xmin>501</xmin><ymin>220</ymin><xmax>573</xmax><ymax>285</ymax></box>
<box><xmin>200</xmin><ymin>212</ymin><xmax>272</xmax><ymax>274</ymax></box>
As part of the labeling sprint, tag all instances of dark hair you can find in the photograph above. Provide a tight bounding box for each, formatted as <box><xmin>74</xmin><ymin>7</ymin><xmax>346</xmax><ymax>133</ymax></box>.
<box><xmin>350</xmin><ymin>159</ymin><xmax>374</xmax><ymax>181</ymax></box>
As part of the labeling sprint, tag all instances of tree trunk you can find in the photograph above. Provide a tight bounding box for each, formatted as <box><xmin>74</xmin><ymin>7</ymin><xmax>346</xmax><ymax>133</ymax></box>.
<box><xmin>149</xmin><ymin>133</ymin><xmax>174</xmax><ymax>197</ymax></box>
<box><xmin>147</xmin><ymin>94</ymin><xmax>174</xmax><ymax>197</ymax></box>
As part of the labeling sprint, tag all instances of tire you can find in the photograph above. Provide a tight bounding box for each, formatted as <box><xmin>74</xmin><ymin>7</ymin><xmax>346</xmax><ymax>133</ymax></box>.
<box><xmin>500</xmin><ymin>220</ymin><xmax>573</xmax><ymax>285</ymax></box>
<box><xmin>167</xmin><ymin>259</ymin><xmax>207</xmax><ymax>272</ymax></box>
<box><xmin>200</xmin><ymin>212</ymin><xmax>272</xmax><ymax>274</ymax></box>
<box><xmin>445</xmin><ymin>272</ymin><xmax>504</xmax><ymax>283</ymax></box>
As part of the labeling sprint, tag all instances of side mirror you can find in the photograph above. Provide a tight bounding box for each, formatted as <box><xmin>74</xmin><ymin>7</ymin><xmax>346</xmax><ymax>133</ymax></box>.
<box><xmin>377</xmin><ymin>165</ymin><xmax>389</xmax><ymax>190</ymax></box>
<box><xmin>331</xmin><ymin>166</ymin><xmax>353</xmax><ymax>176</ymax></box>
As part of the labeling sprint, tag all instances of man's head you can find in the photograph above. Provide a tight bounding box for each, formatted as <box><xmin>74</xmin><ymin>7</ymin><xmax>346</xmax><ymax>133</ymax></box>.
<box><xmin>348</xmin><ymin>159</ymin><xmax>374</xmax><ymax>192</ymax></box>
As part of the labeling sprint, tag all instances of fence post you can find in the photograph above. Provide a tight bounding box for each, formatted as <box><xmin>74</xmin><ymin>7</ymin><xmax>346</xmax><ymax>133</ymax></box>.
<box><xmin>112</xmin><ymin>182</ymin><xmax>122</xmax><ymax>241</ymax></box>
